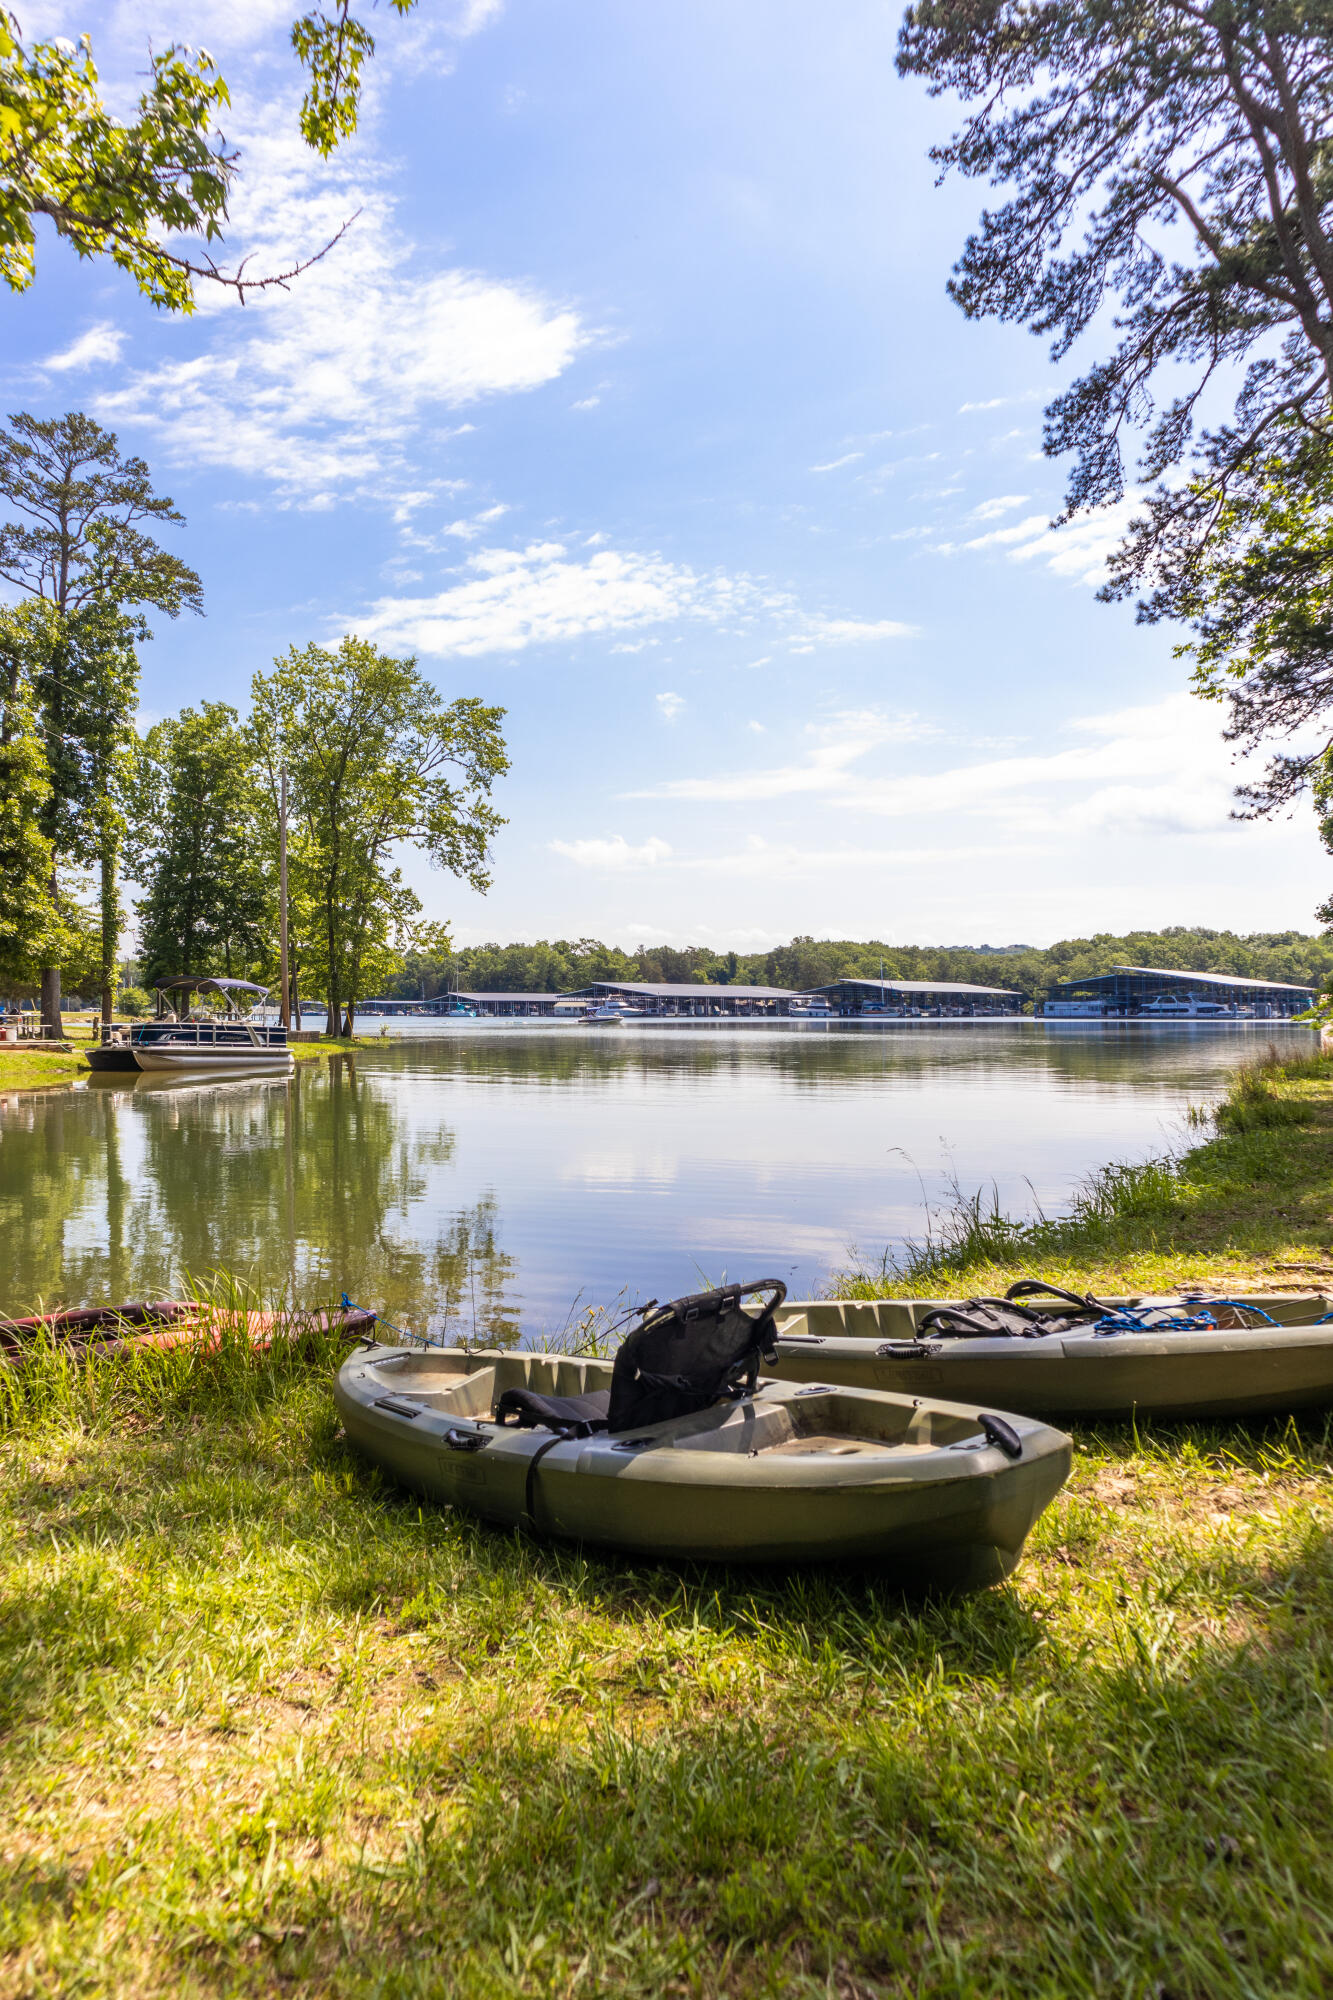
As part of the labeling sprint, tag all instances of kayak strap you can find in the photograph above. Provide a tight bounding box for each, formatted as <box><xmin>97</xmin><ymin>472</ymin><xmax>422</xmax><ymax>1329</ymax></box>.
<box><xmin>523</xmin><ymin>1431</ymin><xmax>572</xmax><ymax>1536</ymax></box>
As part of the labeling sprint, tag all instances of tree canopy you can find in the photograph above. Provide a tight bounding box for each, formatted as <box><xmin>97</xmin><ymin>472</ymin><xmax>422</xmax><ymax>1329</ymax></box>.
<box><xmin>127</xmin><ymin>703</ymin><xmax>270</xmax><ymax>987</ymax></box>
<box><xmin>384</xmin><ymin>927</ymin><xmax>1333</xmax><ymax>1003</ymax></box>
<box><xmin>250</xmin><ymin>637</ymin><xmax>507</xmax><ymax>1035</ymax></box>
<box><xmin>898</xmin><ymin>0</ymin><xmax>1333</xmax><ymax>812</ymax></box>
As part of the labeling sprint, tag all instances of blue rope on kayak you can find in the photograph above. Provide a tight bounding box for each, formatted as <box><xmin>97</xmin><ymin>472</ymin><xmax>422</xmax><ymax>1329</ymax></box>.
<box><xmin>340</xmin><ymin>1291</ymin><xmax>426</xmax><ymax>1347</ymax></box>
<box><xmin>1094</xmin><ymin>1296</ymin><xmax>1282</xmax><ymax>1337</ymax></box>
<box><xmin>1093</xmin><ymin>1309</ymin><xmax>1221</xmax><ymax>1337</ymax></box>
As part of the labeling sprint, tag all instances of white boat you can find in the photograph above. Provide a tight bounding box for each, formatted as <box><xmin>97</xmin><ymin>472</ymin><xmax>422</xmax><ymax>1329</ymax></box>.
<box><xmin>789</xmin><ymin>998</ymin><xmax>836</xmax><ymax>1021</ymax></box>
<box><xmin>584</xmin><ymin>999</ymin><xmax>647</xmax><ymax>1025</ymax></box>
<box><xmin>127</xmin><ymin>978</ymin><xmax>294</xmax><ymax>1074</ymax></box>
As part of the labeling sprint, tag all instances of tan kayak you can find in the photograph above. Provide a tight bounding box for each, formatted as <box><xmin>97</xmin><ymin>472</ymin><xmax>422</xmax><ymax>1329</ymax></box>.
<box><xmin>767</xmin><ymin>1283</ymin><xmax>1333</xmax><ymax>1420</ymax></box>
<box><xmin>335</xmin><ymin>1280</ymin><xmax>1072</xmax><ymax>1591</ymax></box>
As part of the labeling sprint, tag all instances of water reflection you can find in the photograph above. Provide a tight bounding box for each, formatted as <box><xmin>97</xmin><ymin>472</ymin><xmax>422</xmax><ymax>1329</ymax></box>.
<box><xmin>0</xmin><ymin>1023</ymin><xmax>1313</xmax><ymax>1327</ymax></box>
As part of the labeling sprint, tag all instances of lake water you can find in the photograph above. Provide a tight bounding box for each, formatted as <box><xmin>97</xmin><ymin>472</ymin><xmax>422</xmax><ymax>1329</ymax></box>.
<box><xmin>0</xmin><ymin>1022</ymin><xmax>1313</xmax><ymax>1334</ymax></box>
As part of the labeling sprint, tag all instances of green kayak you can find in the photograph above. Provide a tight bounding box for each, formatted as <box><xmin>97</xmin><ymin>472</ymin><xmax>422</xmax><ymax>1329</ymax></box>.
<box><xmin>767</xmin><ymin>1284</ymin><xmax>1333</xmax><ymax>1420</ymax></box>
<box><xmin>336</xmin><ymin>1281</ymin><xmax>1071</xmax><ymax>1592</ymax></box>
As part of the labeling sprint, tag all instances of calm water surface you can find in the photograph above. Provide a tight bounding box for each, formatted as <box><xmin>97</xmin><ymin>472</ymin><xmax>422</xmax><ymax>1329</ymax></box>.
<box><xmin>0</xmin><ymin>1022</ymin><xmax>1313</xmax><ymax>1333</ymax></box>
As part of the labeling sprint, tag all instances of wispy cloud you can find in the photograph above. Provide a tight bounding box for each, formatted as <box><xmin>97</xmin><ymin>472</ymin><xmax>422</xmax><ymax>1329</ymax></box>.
<box><xmin>92</xmin><ymin>91</ymin><xmax>585</xmax><ymax>509</ymax></box>
<box><xmin>443</xmin><ymin>503</ymin><xmax>510</xmax><ymax>540</ymax></box>
<box><xmin>970</xmin><ymin>494</ymin><xmax>1030</xmax><ymax>521</ymax></box>
<box><xmin>810</xmin><ymin>451</ymin><xmax>863</xmax><ymax>473</ymax></box>
<box><xmin>957</xmin><ymin>389</ymin><xmax>1043</xmax><ymax>415</ymax></box>
<box><xmin>656</xmin><ymin>691</ymin><xmax>685</xmax><ymax>721</ymax></box>
<box><xmin>623</xmin><ymin>693</ymin><xmax>1271</xmax><ymax>843</ymax></box>
<box><xmin>795</xmin><ymin>615</ymin><xmax>917</xmax><ymax>644</ymax></box>
<box><xmin>352</xmin><ymin>541</ymin><xmax>782</xmax><ymax>656</ymax></box>
<box><xmin>351</xmin><ymin>536</ymin><xmax>912</xmax><ymax>660</ymax></box>
<box><xmin>42</xmin><ymin>322</ymin><xmax>126</xmax><ymax>372</ymax></box>
<box><xmin>549</xmin><ymin>834</ymin><xmax>672</xmax><ymax>870</ymax></box>
<box><xmin>625</xmin><ymin>709</ymin><xmax>935</xmax><ymax>801</ymax></box>
<box><xmin>955</xmin><ymin>499</ymin><xmax>1138</xmax><ymax>586</ymax></box>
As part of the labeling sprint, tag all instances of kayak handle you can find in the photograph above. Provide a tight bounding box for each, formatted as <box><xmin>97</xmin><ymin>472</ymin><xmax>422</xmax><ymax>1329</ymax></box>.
<box><xmin>978</xmin><ymin>1413</ymin><xmax>1023</xmax><ymax>1459</ymax></box>
<box><xmin>445</xmin><ymin>1428</ymin><xmax>486</xmax><ymax>1452</ymax></box>
<box><xmin>877</xmin><ymin>1340</ymin><xmax>944</xmax><ymax>1359</ymax></box>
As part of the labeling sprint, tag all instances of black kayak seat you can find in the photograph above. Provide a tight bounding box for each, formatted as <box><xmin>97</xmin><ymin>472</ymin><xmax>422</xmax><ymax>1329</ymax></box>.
<box><xmin>494</xmin><ymin>1386</ymin><xmax>610</xmax><ymax>1438</ymax></box>
<box><xmin>493</xmin><ymin>1278</ymin><xmax>789</xmax><ymax>1439</ymax></box>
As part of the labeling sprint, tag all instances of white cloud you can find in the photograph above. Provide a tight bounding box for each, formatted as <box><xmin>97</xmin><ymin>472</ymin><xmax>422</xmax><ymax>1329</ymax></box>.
<box><xmin>572</xmin><ymin>395</ymin><xmax>601</xmax><ymax>411</ymax></box>
<box><xmin>810</xmin><ymin>451</ymin><xmax>863</xmax><ymax>473</ymax></box>
<box><xmin>626</xmin><ymin>709</ymin><xmax>935</xmax><ymax>802</ymax></box>
<box><xmin>970</xmin><ymin>494</ymin><xmax>1030</xmax><ymax>522</ymax></box>
<box><xmin>746</xmin><ymin>719</ymin><xmax>765</xmax><ymax>733</ymax></box>
<box><xmin>656</xmin><ymin>691</ymin><xmax>685</xmax><ymax>721</ymax></box>
<box><xmin>354</xmin><ymin>542</ymin><xmax>782</xmax><ymax>656</ymax></box>
<box><xmin>549</xmin><ymin>834</ymin><xmax>673</xmax><ymax>870</ymax></box>
<box><xmin>959</xmin><ymin>499</ymin><xmax>1140</xmax><ymax>586</ymax></box>
<box><xmin>42</xmin><ymin>322</ymin><xmax>126</xmax><ymax>371</ymax></box>
<box><xmin>794</xmin><ymin>615</ymin><xmax>917</xmax><ymax>644</ymax></box>
<box><xmin>443</xmin><ymin>503</ymin><xmax>510</xmax><ymax>540</ymax></box>
<box><xmin>91</xmin><ymin>93</ymin><xmax>585</xmax><ymax>508</ymax></box>
<box><xmin>958</xmin><ymin>390</ymin><xmax>1043</xmax><ymax>414</ymax></box>
<box><xmin>625</xmin><ymin>692</ymin><xmax>1283</xmax><ymax>846</ymax></box>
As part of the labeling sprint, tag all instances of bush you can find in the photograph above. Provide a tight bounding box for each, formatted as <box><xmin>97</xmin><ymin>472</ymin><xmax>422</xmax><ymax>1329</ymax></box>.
<box><xmin>117</xmin><ymin>986</ymin><xmax>152</xmax><ymax>1017</ymax></box>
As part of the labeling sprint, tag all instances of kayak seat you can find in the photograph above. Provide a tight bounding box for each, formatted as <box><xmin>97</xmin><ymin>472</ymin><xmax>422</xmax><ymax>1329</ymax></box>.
<box><xmin>494</xmin><ymin>1386</ymin><xmax>611</xmax><ymax>1438</ymax></box>
<box><xmin>607</xmin><ymin>1278</ymin><xmax>787</xmax><ymax>1432</ymax></box>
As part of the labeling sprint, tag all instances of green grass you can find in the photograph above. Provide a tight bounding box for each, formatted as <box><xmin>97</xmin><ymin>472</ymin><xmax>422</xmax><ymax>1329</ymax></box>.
<box><xmin>7</xmin><ymin>1060</ymin><xmax>1333</xmax><ymax>1992</ymax></box>
<box><xmin>0</xmin><ymin>1048</ymin><xmax>87</xmax><ymax>1092</ymax></box>
<box><xmin>834</xmin><ymin>1046</ymin><xmax>1333</xmax><ymax>1302</ymax></box>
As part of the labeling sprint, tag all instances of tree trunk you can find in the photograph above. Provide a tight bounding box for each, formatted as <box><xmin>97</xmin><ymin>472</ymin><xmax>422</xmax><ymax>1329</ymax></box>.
<box><xmin>99</xmin><ymin>829</ymin><xmax>117</xmax><ymax>1030</ymax></box>
<box><xmin>343</xmin><ymin>1000</ymin><xmax>355</xmax><ymax>1037</ymax></box>
<box><xmin>40</xmin><ymin>865</ymin><xmax>61</xmax><ymax>1037</ymax></box>
<box><xmin>40</xmin><ymin>964</ymin><xmax>62</xmax><ymax>1039</ymax></box>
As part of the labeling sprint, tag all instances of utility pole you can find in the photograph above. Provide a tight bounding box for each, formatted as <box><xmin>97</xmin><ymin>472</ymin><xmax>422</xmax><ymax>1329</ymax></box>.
<box><xmin>279</xmin><ymin>764</ymin><xmax>291</xmax><ymax>1031</ymax></box>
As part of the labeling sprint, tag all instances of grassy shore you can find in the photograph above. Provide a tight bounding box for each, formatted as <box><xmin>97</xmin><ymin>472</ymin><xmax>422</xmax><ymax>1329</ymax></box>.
<box><xmin>0</xmin><ymin>1048</ymin><xmax>88</xmax><ymax>1091</ymax></box>
<box><xmin>0</xmin><ymin>1033</ymin><xmax>382</xmax><ymax>1093</ymax></box>
<box><xmin>834</xmin><ymin>1045</ymin><xmax>1333</xmax><ymax>1301</ymax></box>
<box><xmin>3</xmin><ymin>1059</ymin><xmax>1333</xmax><ymax>1994</ymax></box>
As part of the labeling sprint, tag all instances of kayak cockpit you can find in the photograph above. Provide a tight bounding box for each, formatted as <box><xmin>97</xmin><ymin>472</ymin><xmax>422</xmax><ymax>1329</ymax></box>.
<box><xmin>356</xmin><ymin>1345</ymin><xmax>1014</xmax><ymax>1456</ymax></box>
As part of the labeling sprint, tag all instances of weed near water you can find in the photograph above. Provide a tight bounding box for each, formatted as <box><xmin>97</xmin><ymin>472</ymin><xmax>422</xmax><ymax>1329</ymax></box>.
<box><xmin>836</xmin><ymin>1047</ymin><xmax>1333</xmax><ymax>1301</ymax></box>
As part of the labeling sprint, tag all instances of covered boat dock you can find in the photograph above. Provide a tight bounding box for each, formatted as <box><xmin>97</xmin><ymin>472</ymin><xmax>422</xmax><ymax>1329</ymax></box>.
<box><xmin>804</xmin><ymin>978</ymin><xmax>1025</xmax><ymax>1018</ymax></box>
<box><xmin>561</xmin><ymin>980</ymin><xmax>797</xmax><ymax>1017</ymax></box>
<box><xmin>1041</xmin><ymin>964</ymin><xmax>1315</xmax><ymax>1019</ymax></box>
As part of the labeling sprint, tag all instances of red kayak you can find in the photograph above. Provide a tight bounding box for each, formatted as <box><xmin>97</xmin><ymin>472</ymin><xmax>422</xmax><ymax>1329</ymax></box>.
<box><xmin>0</xmin><ymin>1299</ymin><xmax>378</xmax><ymax>1361</ymax></box>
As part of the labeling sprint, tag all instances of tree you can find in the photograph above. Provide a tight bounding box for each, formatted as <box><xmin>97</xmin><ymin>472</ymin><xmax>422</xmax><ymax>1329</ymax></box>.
<box><xmin>0</xmin><ymin>4</ymin><xmax>412</xmax><ymax>310</ymax></box>
<box><xmin>898</xmin><ymin>0</ymin><xmax>1333</xmax><ymax>806</ymax></box>
<box><xmin>1174</xmin><ymin>424</ymin><xmax>1333</xmax><ymax>813</ymax></box>
<box><xmin>250</xmin><ymin>638</ymin><xmax>508</xmax><ymax>1037</ymax></box>
<box><xmin>126</xmin><ymin>703</ymin><xmax>270</xmax><ymax>988</ymax></box>
<box><xmin>0</xmin><ymin>605</ymin><xmax>61</xmax><ymax>980</ymax></box>
<box><xmin>0</xmin><ymin>410</ymin><xmax>202</xmax><ymax>1030</ymax></box>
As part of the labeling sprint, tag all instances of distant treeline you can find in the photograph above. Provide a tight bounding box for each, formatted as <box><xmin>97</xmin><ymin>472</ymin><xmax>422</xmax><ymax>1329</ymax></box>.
<box><xmin>384</xmin><ymin>928</ymin><xmax>1333</xmax><ymax>1002</ymax></box>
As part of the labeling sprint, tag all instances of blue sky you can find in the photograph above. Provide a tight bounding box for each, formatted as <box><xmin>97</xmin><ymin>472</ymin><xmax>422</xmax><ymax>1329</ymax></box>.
<box><xmin>9</xmin><ymin>0</ymin><xmax>1329</xmax><ymax>949</ymax></box>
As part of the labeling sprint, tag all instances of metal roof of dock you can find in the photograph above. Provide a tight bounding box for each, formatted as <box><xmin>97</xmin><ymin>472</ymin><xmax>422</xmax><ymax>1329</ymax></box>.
<box><xmin>1111</xmin><ymin>964</ymin><xmax>1315</xmax><ymax>993</ymax></box>
<box><xmin>566</xmin><ymin>980</ymin><xmax>796</xmax><ymax>999</ymax></box>
<box><xmin>808</xmin><ymin>977</ymin><xmax>1023</xmax><ymax>997</ymax></box>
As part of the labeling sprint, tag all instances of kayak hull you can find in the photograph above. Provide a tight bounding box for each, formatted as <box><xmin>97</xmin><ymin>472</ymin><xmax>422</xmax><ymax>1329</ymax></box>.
<box><xmin>0</xmin><ymin>1301</ymin><xmax>376</xmax><ymax>1362</ymax></box>
<box><xmin>336</xmin><ymin>1345</ymin><xmax>1072</xmax><ymax>1591</ymax></box>
<box><xmin>768</xmin><ymin>1293</ymin><xmax>1333</xmax><ymax>1420</ymax></box>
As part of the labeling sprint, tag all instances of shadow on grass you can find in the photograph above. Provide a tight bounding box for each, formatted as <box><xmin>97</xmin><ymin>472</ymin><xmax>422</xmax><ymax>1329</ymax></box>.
<box><xmin>5</xmin><ymin>1386</ymin><xmax>1333</xmax><ymax>1994</ymax></box>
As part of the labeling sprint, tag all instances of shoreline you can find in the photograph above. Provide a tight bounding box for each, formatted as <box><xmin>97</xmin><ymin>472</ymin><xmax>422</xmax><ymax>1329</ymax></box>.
<box><xmin>833</xmin><ymin>1045</ymin><xmax>1333</xmax><ymax>1300</ymax></box>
